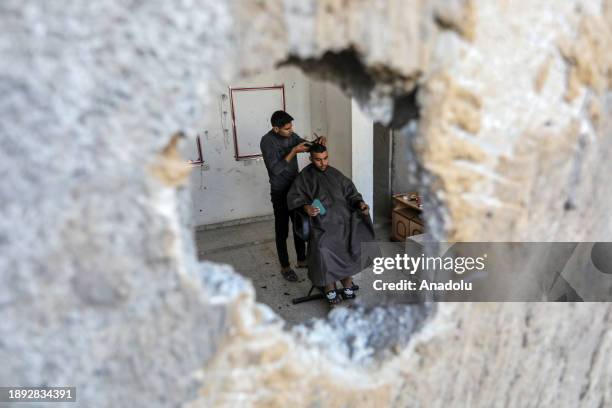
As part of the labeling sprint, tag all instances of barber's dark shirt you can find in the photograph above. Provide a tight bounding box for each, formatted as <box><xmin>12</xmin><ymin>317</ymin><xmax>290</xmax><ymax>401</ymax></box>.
<box><xmin>260</xmin><ymin>130</ymin><xmax>306</xmax><ymax>193</ymax></box>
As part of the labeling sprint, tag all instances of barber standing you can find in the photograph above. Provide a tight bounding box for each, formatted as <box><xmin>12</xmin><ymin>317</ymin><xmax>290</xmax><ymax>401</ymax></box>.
<box><xmin>260</xmin><ymin>110</ymin><xmax>326</xmax><ymax>282</ymax></box>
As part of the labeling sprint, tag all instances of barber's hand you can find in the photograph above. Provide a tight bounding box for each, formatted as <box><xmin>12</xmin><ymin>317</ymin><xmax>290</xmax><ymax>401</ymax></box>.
<box><xmin>293</xmin><ymin>142</ymin><xmax>310</xmax><ymax>154</ymax></box>
<box><xmin>314</xmin><ymin>135</ymin><xmax>327</xmax><ymax>146</ymax></box>
<box><xmin>303</xmin><ymin>204</ymin><xmax>320</xmax><ymax>217</ymax></box>
<box><xmin>359</xmin><ymin>201</ymin><xmax>369</xmax><ymax>216</ymax></box>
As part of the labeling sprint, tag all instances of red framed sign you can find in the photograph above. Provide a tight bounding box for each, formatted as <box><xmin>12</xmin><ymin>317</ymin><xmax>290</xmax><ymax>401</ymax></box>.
<box><xmin>229</xmin><ymin>85</ymin><xmax>286</xmax><ymax>160</ymax></box>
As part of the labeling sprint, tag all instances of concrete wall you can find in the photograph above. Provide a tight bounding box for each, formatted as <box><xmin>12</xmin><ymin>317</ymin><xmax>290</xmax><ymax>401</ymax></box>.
<box><xmin>4</xmin><ymin>1</ymin><xmax>612</xmax><ymax>407</ymax></box>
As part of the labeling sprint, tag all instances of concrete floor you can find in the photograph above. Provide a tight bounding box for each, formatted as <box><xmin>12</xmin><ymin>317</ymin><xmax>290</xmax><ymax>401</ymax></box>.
<box><xmin>196</xmin><ymin>218</ymin><xmax>407</xmax><ymax>327</ymax></box>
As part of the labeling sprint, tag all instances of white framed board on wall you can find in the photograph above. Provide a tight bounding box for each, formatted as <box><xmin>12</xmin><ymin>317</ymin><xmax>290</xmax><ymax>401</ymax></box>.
<box><xmin>229</xmin><ymin>85</ymin><xmax>286</xmax><ymax>160</ymax></box>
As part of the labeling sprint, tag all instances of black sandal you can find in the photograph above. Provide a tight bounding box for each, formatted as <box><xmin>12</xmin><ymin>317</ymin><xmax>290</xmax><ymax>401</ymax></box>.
<box><xmin>341</xmin><ymin>286</ymin><xmax>356</xmax><ymax>299</ymax></box>
<box><xmin>340</xmin><ymin>280</ymin><xmax>359</xmax><ymax>299</ymax></box>
<box><xmin>281</xmin><ymin>268</ymin><xmax>299</xmax><ymax>282</ymax></box>
<box><xmin>325</xmin><ymin>289</ymin><xmax>342</xmax><ymax>305</ymax></box>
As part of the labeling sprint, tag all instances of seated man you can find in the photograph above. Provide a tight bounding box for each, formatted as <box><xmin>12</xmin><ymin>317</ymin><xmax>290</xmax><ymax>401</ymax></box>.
<box><xmin>287</xmin><ymin>143</ymin><xmax>375</xmax><ymax>305</ymax></box>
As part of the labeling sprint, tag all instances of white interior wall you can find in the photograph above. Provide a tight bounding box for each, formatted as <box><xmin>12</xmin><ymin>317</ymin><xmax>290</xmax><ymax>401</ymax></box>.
<box><xmin>187</xmin><ymin>67</ymin><xmax>311</xmax><ymax>226</ymax></box>
<box><xmin>308</xmin><ymin>80</ymin><xmax>327</xmax><ymax>138</ymax></box>
<box><xmin>325</xmin><ymin>84</ymin><xmax>353</xmax><ymax>178</ymax></box>
<box><xmin>351</xmin><ymin>99</ymin><xmax>374</xmax><ymax>222</ymax></box>
<box><xmin>309</xmin><ymin>81</ymin><xmax>353</xmax><ymax>177</ymax></box>
<box><xmin>188</xmin><ymin>68</ymin><xmax>353</xmax><ymax>227</ymax></box>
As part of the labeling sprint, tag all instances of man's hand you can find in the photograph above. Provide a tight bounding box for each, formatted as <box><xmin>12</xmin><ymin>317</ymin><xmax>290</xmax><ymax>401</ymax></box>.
<box><xmin>314</xmin><ymin>135</ymin><xmax>327</xmax><ymax>146</ymax></box>
<box><xmin>359</xmin><ymin>201</ymin><xmax>369</xmax><ymax>216</ymax></box>
<box><xmin>303</xmin><ymin>204</ymin><xmax>320</xmax><ymax>217</ymax></box>
<box><xmin>285</xmin><ymin>142</ymin><xmax>310</xmax><ymax>162</ymax></box>
<box><xmin>293</xmin><ymin>142</ymin><xmax>310</xmax><ymax>154</ymax></box>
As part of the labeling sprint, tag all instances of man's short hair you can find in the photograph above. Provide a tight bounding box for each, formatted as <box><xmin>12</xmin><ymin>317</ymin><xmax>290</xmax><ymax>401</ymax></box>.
<box><xmin>310</xmin><ymin>143</ymin><xmax>327</xmax><ymax>155</ymax></box>
<box><xmin>270</xmin><ymin>111</ymin><xmax>294</xmax><ymax>128</ymax></box>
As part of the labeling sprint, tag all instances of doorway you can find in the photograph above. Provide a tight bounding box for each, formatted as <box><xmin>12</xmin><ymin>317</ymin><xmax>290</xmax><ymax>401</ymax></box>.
<box><xmin>373</xmin><ymin>122</ymin><xmax>393</xmax><ymax>226</ymax></box>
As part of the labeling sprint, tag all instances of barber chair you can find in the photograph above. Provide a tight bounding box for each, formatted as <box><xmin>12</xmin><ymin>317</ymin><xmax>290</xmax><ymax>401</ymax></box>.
<box><xmin>291</xmin><ymin>209</ymin><xmax>359</xmax><ymax>305</ymax></box>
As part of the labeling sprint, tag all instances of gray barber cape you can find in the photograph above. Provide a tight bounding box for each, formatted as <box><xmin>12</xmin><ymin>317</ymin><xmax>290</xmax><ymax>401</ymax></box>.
<box><xmin>287</xmin><ymin>164</ymin><xmax>376</xmax><ymax>286</ymax></box>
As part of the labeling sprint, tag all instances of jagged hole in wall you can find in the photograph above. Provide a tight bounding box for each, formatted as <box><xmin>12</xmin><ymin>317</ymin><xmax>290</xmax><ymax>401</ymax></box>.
<box><xmin>280</xmin><ymin>48</ymin><xmax>420</xmax><ymax>128</ymax></box>
<box><xmin>192</xmin><ymin>47</ymin><xmax>436</xmax><ymax>361</ymax></box>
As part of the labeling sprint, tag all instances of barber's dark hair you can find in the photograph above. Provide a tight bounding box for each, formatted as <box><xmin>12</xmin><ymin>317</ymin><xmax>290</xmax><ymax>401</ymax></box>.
<box><xmin>270</xmin><ymin>110</ymin><xmax>294</xmax><ymax>128</ymax></box>
<box><xmin>309</xmin><ymin>143</ymin><xmax>327</xmax><ymax>154</ymax></box>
